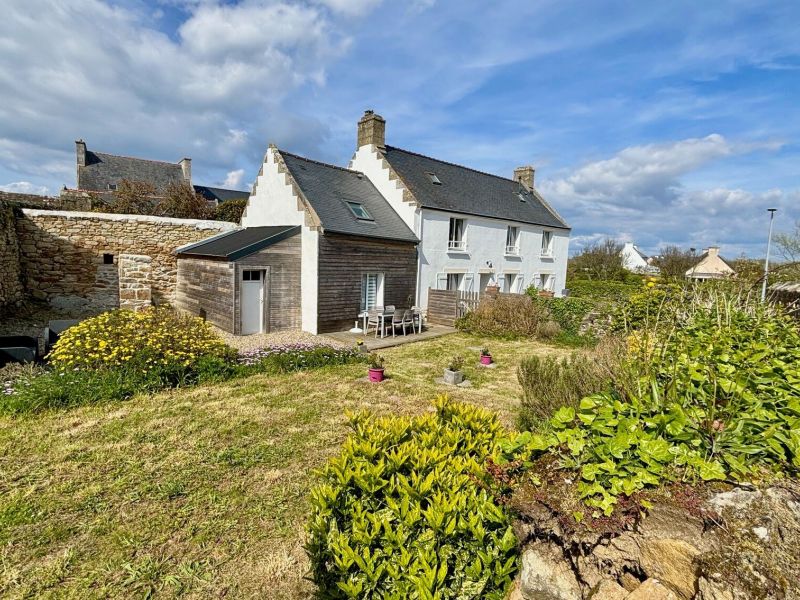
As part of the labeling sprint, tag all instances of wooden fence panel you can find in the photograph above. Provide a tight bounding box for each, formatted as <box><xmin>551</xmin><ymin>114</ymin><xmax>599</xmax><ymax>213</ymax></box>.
<box><xmin>427</xmin><ymin>288</ymin><xmax>459</xmax><ymax>326</ymax></box>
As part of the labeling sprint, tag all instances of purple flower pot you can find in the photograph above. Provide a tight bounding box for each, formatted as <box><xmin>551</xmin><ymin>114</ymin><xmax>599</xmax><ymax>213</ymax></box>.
<box><xmin>480</xmin><ymin>354</ymin><xmax>493</xmax><ymax>365</ymax></box>
<box><xmin>368</xmin><ymin>368</ymin><xmax>385</xmax><ymax>383</ymax></box>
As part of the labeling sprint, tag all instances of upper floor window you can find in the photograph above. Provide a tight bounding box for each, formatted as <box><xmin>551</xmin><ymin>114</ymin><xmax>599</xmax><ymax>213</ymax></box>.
<box><xmin>346</xmin><ymin>201</ymin><xmax>373</xmax><ymax>221</ymax></box>
<box><xmin>505</xmin><ymin>226</ymin><xmax>520</xmax><ymax>255</ymax></box>
<box><xmin>541</xmin><ymin>231</ymin><xmax>553</xmax><ymax>257</ymax></box>
<box><xmin>448</xmin><ymin>218</ymin><xmax>466</xmax><ymax>251</ymax></box>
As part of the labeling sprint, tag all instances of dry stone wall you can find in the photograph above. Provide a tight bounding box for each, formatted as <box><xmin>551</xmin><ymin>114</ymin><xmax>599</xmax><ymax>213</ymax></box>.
<box><xmin>16</xmin><ymin>209</ymin><xmax>236</xmax><ymax>310</ymax></box>
<box><xmin>0</xmin><ymin>203</ymin><xmax>23</xmax><ymax>311</ymax></box>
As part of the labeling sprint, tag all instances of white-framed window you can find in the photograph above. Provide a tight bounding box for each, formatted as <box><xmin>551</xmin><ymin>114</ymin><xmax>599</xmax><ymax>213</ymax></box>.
<box><xmin>505</xmin><ymin>226</ymin><xmax>520</xmax><ymax>255</ymax></box>
<box><xmin>446</xmin><ymin>273</ymin><xmax>463</xmax><ymax>291</ymax></box>
<box><xmin>361</xmin><ymin>273</ymin><xmax>384</xmax><ymax>310</ymax></box>
<box><xmin>538</xmin><ymin>273</ymin><xmax>555</xmax><ymax>292</ymax></box>
<box><xmin>541</xmin><ymin>230</ymin><xmax>553</xmax><ymax>257</ymax></box>
<box><xmin>448</xmin><ymin>217</ymin><xmax>466</xmax><ymax>251</ymax></box>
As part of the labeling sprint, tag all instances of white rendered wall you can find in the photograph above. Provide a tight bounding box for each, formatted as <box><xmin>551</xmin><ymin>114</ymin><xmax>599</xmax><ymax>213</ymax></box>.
<box><xmin>621</xmin><ymin>243</ymin><xmax>649</xmax><ymax>272</ymax></box>
<box><xmin>417</xmin><ymin>209</ymin><xmax>570</xmax><ymax>308</ymax></box>
<box><xmin>241</xmin><ymin>147</ymin><xmax>319</xmax><ymax>334</ymax></box>
<box><xmin>241</xmin><ymin>148</ymin><xmax>305</xmax><ymax>228</ymax></box>
<box><xmin>350</xmin><ymin>145</ymin><xmax>419</xmax><ymax>232</ymax></box>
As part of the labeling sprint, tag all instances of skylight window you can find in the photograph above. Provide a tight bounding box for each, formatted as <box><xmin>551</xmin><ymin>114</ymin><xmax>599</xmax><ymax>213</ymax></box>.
<box><xmin>346</xmin><ymin>201</ymin><xmax>373</xmax><ymax>220</ymax></box>
<box><xmin>517</xmin><ymin>193</ymin><xmax>527</xmax><ymax>202</ymax></box>
<box><xmin>426</xmin><ymin>172</ymin><xmax>442</xmax><ymax>185</ymax></box>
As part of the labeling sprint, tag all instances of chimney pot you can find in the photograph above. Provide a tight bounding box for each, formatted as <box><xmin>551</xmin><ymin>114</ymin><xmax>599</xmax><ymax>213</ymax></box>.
<box><xmin>513</xmin><ymin>165</ymin><xmax>535</xmax><ymax>190</ymax></box>
<box><xmin>357</xmin><ymin>110</ymin><xmax>386</xmax><ymax>149</ymax></box>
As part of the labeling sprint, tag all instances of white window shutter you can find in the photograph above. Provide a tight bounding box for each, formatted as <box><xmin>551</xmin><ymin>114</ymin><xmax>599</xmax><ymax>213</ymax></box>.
<box><xmin>516</xmin><ymin>275</ymin><xmax>524</xmax><ymax>293</ymax></box>
<box><xmin>463</xmin><ymin>273</ymin><xmax>474</xmax><ymax>292</ymax></box>
<box><xmin>436</xmin><ymin>273</ymin><xmax>448</xmax><ymax>290</ymax></box>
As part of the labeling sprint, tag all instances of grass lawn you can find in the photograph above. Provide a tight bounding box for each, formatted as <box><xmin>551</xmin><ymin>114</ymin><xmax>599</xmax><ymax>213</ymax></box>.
<box><xmin>0</xmin><ymin>334</ymin><xmax>567</xmax><ymax>599</ymax></box>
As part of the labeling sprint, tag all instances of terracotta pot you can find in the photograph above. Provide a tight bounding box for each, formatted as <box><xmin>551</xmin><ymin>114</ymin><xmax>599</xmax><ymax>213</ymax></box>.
<box><xmin>538</xmin><ymin>290</ymin><xmax>555</xmax><ymax>298</ymax></box>
<box><xmin>480</xmin><ymin>354</ymin><xmax>493</xmax><ymax>365</ymax></box>
<box><xmin>368</xmin><ymin>367</ymin><xmax>385</xmax><ymax>383</ymax></box>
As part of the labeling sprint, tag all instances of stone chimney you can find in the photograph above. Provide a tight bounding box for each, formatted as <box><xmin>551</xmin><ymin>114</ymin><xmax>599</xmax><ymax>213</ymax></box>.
<box><xmin>513</xmin><ymin>165</ymin><xmax>535</xmax><ymax>190</ymax></box>
<box><xmin>707</xmin><ymin>246</ymin><xmax>720</xmax><ymax>257</ymax></box>
<box><xmin>76</xmin><ymin>140</ymin><xmax>87</xmax><ymax>167</ymax></box>
<box><xmin>357</xmin><ymin>110</ymin><xmax>386</xmax><ymax>149</ymax></box>
<box><xmin>179</xmin><ymin>158</ymin><xmax>192</xmax><ymax>183</ymax></box>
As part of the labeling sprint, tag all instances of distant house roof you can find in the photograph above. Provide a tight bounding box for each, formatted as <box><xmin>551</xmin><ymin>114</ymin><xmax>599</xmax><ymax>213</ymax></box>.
<box><xmin>78</xmin><ymin>150</ymin><xmax>187</xmax><ymax>194</ymax></box>
<box><xmin>176</xmin><ymin>225</ymin><xmax>300</xmax><ymax>260</ymax></box>
<box><xmin>194</xmin><ymin>185</ymin><xmax>249</xmax><ymax>204</ymax></box>
<box><xmin>279</xmin><ymin>150</ymin><xmax>418</xmax><ymax>244</ymax></box>
<box><xmin>685</xmin><ymin>247</ymin><xmax>736</xmax><ymax>279</ymax></box>
<box><xmin>380</xmin><ymin>146</ymin><xmax>569</xmax><ymax>229</ymax></box>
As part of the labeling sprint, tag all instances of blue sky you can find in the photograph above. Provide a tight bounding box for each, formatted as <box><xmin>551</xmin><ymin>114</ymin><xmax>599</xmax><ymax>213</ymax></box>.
<box><xmin>1</xmin><ymin>0</ymin><xmax>798</xmax><ymax>256</ymax></box>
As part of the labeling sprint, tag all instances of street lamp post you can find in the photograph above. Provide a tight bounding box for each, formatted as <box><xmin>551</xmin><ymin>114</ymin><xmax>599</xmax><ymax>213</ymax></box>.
<box><xmin>761</xmin><ymin>208</ymin><xmax>777</xmax><ymax>302</ymax></box>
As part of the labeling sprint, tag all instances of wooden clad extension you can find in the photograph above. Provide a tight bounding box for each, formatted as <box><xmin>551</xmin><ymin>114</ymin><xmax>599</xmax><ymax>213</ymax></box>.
<box><xmin>176</xmin><ymin>258</ymin><xmax>235</xmax><ymax>332</ymax></box>
<box><xmin>317</xmin><ymin>232</ymin><xmax>417</xmax><ymax>333</ymax></box>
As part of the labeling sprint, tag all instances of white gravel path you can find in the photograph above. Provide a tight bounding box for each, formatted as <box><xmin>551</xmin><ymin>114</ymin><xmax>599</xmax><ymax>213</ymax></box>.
<box><xmin>212</xmin><ymin>327</ymin><xmax>351</xmax><ymax>352</ymax></box>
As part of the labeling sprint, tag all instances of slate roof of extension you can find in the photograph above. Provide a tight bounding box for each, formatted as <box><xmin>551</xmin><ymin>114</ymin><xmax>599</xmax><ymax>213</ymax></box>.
<box><xmin>194</xmin><ymin>185</ymin><xmax>249</xmax><ymax>203</ymax></box>
<box><xmin>382</xmin><ymin>146</ymin><xmax>570</xmax><ymax>229</ymax></box>
<box><xmin>279</xmin><ymin>150</ymin><xmax>418</xmax><ymax>244</ymax></box>
<box><xmin>176</xmin><ymin>225</ymin><xmax>300</xmax><ymax>260</ymax></box>
<box><xmin>79</xmin><ymin>151</ymin><xmax>185</xmax><ymax>193</ymax></box>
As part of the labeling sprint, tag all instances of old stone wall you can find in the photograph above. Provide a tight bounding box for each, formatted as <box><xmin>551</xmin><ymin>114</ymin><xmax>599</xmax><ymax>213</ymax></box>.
<box><xmin>16</xmin><ymin>209</ymin><xmax>237</xmax><ymax>309</ymax></box>
<box><xmin>0</xmin><ymin>202</ymin><xmax>23</xmax><ymax>311</ymax></box>
<box><xmin>118</xmin><ymin>254</ymin><xmax>152</xmax><ymax>311</ymax></box>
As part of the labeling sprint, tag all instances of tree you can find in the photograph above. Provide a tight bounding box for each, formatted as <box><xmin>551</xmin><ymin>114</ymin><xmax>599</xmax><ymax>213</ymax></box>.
<box><xmin>107</xmin><ymin>179</ymin><xmax>157</xmax><ymax>215</ymax></box>
<box><xmin>651</xmin><ymin>245</ymin><xmax>697</xmax><ymax>280</ymax></box>
<box><xmin>775</xmin><ymin>221</ymin><xmax>800</xmax><ymax>280</ymax></box>
<box><xmin>567</xmin><ymin>239</ymin><xmax>628</xmax><ymax>281</ymax></box>
<box><xmin>212</xmin><ymin>198</ymin><xmax>247</xmax><ymax>223</ymax></box>
<box><xmin>156</xmin><ymin>181</ymin><xmax>212</xmax><ymax>219</ymax></box>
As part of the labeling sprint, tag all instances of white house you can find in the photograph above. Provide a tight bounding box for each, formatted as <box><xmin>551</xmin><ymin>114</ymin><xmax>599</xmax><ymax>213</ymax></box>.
<box><xmin>620</xmin><ymin>242</ymin><xmax>657</xmax><ymax>274</ymax></box>
<box><xmin>685</xmin><ymin>246</ymin><xmax>736</xmax><ymax>281</ymax></box>
<box><xmin>349</xmin><ymin>111</ymin><xmax>570</xmax><ymax>309</ymax></box>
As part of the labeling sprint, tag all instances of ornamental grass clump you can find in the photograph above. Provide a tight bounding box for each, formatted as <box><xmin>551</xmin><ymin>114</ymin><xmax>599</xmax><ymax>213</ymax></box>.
<box><xmin>48</xmin><ymin>307</ymin><xmax>230</xmax><ymax>372</ymax></box>
<box><xmin>307</xmin><ymin>396</ymin><xmax>518</xmax><ymax>599</ymax></box>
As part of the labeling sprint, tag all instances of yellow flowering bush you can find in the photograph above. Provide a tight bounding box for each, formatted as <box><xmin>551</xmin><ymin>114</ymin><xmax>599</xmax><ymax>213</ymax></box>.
<box><xmin>48</xmin><ymin>307</ymin><xmax>230</xmax><ymax>371</ymax></box>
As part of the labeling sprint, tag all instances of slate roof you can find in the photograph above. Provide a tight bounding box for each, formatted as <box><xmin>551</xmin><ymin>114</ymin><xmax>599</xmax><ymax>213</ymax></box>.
<box><xmin>381</xmin><ymin>146</ymin><xmax>569</xmax><ymax>229</ymax></box>
<box><xmin>194</xmin><ymin>185</ymin><xmax>249</xmax><ymax>203</ymax></box>
<box><xmin>177</xmin><ymin>226</ymin><xmax>300</xmax><ymax>261</ymax></box>
<box><xmin>279</xmin><ymin>150</ymin><xmax>418</xmax><ymax>244</ymax></box>
<box><xmin>78</xmin><ymin>151</ymin><xmax>186</xmax><ymax>193</ymax></box>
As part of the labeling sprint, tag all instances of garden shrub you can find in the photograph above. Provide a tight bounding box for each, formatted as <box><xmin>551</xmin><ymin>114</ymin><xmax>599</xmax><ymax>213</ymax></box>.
<box><xmin>610</xmin><ymin>281</ymin><xmax>681</xmax><ymax>332</ymax></box>
<box><xmin>48</xmin><ymin>307</ymin><xmax>230</xmax><ymax>372</ymax></box>
<box><xmin>517</xmin><ymin>337</ymin><xmax>626</xmax><ymax>430</ymax></box>
<box><xmin>565</xmin><ymin>280</ymin><xmax>638</xmax><ymax>303</ymax></box>
<box><xmin>455</xmin><ymin>294</ymin><xmax>551</xmax><ymax>338</ymax></box>
<box><xmin>238</xmin><ymin>343</ymin><xmax>365</xmax><ymax>373</ymax></box>
<box><xmin>307</xmin><ymin>397</ymin><xmax>518</xmax><ymax>599</ymax></box>
<box><xmin>506</xmin><ymin>286</ymin><xmax>800</xmax><ymax>516</ymax></box>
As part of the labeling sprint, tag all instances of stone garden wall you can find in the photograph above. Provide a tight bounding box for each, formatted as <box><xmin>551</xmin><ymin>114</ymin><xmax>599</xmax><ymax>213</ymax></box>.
<box><xmin>0</xmin><ymin>202</ymin><xmax>24</xmax><ymax>311</ymax></box>
<box><xmin>16</xmin><ymin>209</ymin><xmax>237</xmax><ymax>310</ymax></box>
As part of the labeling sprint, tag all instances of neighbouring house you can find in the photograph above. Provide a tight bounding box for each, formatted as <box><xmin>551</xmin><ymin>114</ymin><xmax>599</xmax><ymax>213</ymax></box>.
<box><xmin>175</xmin><ymin>226</ymin><xmax>302</xmax><ymax>335</ymax></box>
<box><xmin>349</xmin><ymin>111</ymin><xmax>570</xmax><ymax>309</ymax></box>
<box><xmin>64</xmin><ymin>140</ymin><xmax>247</xmax><ymax>205</ymax></box>
<box><xmin>235</xmin><ymin>147</ymin><xmax>418</xmax><ymax>334</ymax></box>
<box><xmin>620</xmin><ymin>242</ymin><xmax>658</xmax><ymax>274</ymax></box>
<box><xmin>685</xmin><ymin>246</ymin><xmax>736</xmax><ymax>281</ymax></box>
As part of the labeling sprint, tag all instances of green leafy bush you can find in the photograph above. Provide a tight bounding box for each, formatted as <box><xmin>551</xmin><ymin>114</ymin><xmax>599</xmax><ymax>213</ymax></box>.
<box><xmin>610</xmin><ymin>281</ymin><xmax>681</xmax><ymax>332</ymax></box>
<box><xmin>565</xmin><ymin>280</ymin><xmax>638</xmax><ymax>303</ymax></box>
<box><xmin>307</xmin><ymin>397</ymin><xmax>518</xmax><ymax>599</ymax></box>
<box><xmin>212</xmin><ymin>198</ymin><xmax>247</xmax><ymax>223</ymax></box>
<box><xmin>517</xmin><ymin>338</ymin><xmax>626</xmax><ymax>430</ymax></box>
<box><xmin>508</xmin><ymin>287</ymin><xmax>800</xmax><ymax>516</ymax></box>
<box><xmin>455</xmin><ymin>294</ymin><xmax>553</xmax><ymax>338</ymax></box>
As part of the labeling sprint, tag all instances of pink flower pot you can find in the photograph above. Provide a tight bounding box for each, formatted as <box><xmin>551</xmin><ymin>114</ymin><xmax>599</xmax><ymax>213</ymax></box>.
<box><xmin>480</xmin><ymin>354</ymin><xmax>493</xmax><ymax>365</ymax></box>
<box><xmin>368</xmin><ymin>368</ymin><xmax>385</xmax><ymax>383</ymax></box>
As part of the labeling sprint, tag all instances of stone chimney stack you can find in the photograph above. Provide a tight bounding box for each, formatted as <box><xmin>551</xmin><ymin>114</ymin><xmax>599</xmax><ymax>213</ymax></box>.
<box><xmin>76</xmin><ymin>140</ymin><xmax>87</xmax><ymax>167</ymax></box>
<box><xmin>179</xmin><ymin>158</ymin><xmax>192</xmax><ymax>183</ymax></box>
<box><xmin>707</xmin><ymin>246</ymin><xmax>720</xmax><ymax>257</ymax></box>
<box><xmin>357</xmin><ymin>110</ymin><xmax>386</xmax><ymax>149</ymax></box>
<box><xmin>513</xmin><ymin>165</ymin><xmax>535</xmax><ymax>190</ymax></box>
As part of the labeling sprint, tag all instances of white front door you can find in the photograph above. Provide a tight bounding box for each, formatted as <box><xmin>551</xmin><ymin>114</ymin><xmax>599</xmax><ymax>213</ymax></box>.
<box><xmin>241</xmin><ymin>269</ymin><xmax>265</xmax><ymax>335</ymax></box>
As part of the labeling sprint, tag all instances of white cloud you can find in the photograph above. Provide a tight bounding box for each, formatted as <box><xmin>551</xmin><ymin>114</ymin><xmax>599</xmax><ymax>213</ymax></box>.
<box><xmin>0</xmin><ymin>181</ymin><xmax>49</xmax><ymax>195</ymax></box>
<box><xmin>222</xmin><ymin>169</ymin><xmax>245</xmax><ymax>189</ymax></box>
<box><xmin>313</xmin><ymin>0</ymin><xmax>383</xmax><ymax>16</ymax></box>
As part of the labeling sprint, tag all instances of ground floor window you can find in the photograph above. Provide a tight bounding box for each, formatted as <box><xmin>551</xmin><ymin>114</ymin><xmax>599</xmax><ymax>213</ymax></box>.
<box><xmin>361</xmin><ymin>273</ymin><xmax>384</xmax><ymax>310</ymax></box>
<box><xmin>446</xmin><ymin>273</ymin><xmax>463</xmax><ymax>291</ymax></box>
<box><xmin>538</xmin><ymin>273</ymin><xmax>555</xmax><ymax>292</ymax></box>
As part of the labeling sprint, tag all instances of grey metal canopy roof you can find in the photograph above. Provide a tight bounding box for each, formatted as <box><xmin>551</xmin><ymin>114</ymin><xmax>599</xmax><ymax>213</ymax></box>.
<box><xmin>177</xmin><ymin>226</ymin><xmax>300</xmax><ymax>260</ymax></box>
<box><xmin>280</xmin><ymin>150</ymin><xmax>418</xmax><ymax>244</ymax></box>
<box><xmin>382</xmin><ymin>146</ymin><xmax>569</xmax><ymax>230</ymax></box>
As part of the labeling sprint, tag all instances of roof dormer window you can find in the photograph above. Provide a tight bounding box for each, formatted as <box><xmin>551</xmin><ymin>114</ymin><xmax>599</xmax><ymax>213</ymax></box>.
<box><xmin>345</xmin><ymin>201</ymin><xmax>373</xmax><ymax>221</ymax></box>
<box><xmin>426</xmin><ymin>172</ymin><xmax>442</xmax><ymax>185</ymax></box>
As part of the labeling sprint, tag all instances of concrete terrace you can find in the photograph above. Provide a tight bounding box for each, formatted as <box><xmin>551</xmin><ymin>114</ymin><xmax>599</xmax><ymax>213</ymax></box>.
<box><xmin>324</xmin><ymin>324</ymin><xmax>457</xmax><ymax>350</ymax></box>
